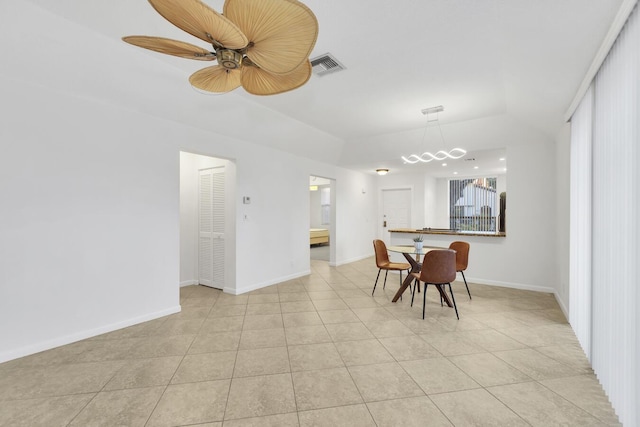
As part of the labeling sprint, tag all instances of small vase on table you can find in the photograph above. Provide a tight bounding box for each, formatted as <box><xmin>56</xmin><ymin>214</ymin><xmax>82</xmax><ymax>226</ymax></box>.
<box><xmin>413</xmin><ymin>235</ymin><xmax>424</xmax><ymax>252</ymax></box>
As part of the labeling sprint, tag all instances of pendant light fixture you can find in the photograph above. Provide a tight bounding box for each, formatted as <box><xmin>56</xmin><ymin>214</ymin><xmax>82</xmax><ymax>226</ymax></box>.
<box><xmin>401</xmin><ymin>106</ymin><xmax>466</xmax><ymax>164</ymax></box>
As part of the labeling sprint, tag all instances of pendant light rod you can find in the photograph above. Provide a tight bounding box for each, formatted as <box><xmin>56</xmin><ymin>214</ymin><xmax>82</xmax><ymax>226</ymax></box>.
<box><xmin>421</xmin><ymin>105</ymin><xmax>444</xmax><ymax>115</ymax></box>
<box><xmin>401</xmin><ymin>105</ymin><xmax>467</xmax><ymax>164</ymax></box>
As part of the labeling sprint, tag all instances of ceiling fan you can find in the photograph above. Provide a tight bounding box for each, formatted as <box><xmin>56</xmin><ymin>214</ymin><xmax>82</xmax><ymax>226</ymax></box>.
<box><xmin>123</xmin><ymin>0</ymin><xmax>318</xmax><ymax>96</ymax></box>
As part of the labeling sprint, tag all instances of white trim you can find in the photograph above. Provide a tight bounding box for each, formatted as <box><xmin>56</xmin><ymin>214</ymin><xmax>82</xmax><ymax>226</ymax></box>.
<box><xmin>225</xmin><ymin>270</ymin><xmax>312</xmax><ymax>295</ymax></box>
<box><xmin>180</xmin><ymin>280</ymin><xmax>198</xmax><ymax>287</ymax></box>
<box><xmin>564</xmin><ymin>0</ymin><xmax>638</xmax><ymax>121</ymax></box>
<box><xmin>466</xmin><ymin>277</ymin><xmax>556</xmax><ymax>294</ymax></box>
<box><xmin>0</xmin><ymin>305</ymin><xmax>182</xmax><ymax>363</ymax></box>
<box><xmin>332</xmin><ymin>253</ymin><xmax>374</xmax><ymax>267</ymax></box>
<box><xmin>554</xmin><ymin>292</ymin><xmax>569</xmax><ymax>321</ymax></box>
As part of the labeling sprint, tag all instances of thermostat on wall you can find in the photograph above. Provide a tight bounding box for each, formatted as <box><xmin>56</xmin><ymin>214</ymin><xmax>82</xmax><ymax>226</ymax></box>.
<box><xmin>243</xmin><ymin>196</ymin><xmax>251</xmax><ymax>204</ymax></box>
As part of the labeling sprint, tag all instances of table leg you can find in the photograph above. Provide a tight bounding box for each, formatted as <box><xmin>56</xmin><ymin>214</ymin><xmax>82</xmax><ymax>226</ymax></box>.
<box><xmin>391</xmin><ymin>253</ymin><xmax>420</xmax><ymax>303</ymax></box>
<box><xmin>434</xmin><ymin>285</ymin><xmax>453</xmax><ymax>307</ymax></box>
<box><xmin>391</xmin><ymin>253</ymin><xmax>453</xmax><ymax>307</ymax></box>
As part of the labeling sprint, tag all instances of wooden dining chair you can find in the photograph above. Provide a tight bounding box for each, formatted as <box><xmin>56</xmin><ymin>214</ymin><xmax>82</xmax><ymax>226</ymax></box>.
<box><xmin>410</xmin><ymin>249</ymin><xmax>459</xmax><ymax>319</ymax></box>
<box><xmin>449</xmin><ymin>241</ymin><xmax>471</xmax><ymax>299</ymax></box>
<box><xmin>372</xmin><ymin>240</ymin><xmax>411</xmax><ymax>296</ymax></box>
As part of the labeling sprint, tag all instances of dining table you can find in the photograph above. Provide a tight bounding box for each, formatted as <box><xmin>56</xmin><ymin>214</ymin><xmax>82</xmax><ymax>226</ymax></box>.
<box><xmin>386</xmin><ymin>245</ymin><xmax>454</xmax><ymax>307</ymax></box>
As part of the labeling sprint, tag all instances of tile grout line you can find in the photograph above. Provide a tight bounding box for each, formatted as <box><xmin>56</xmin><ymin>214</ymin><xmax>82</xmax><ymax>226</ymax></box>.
<box><xmin>219</xmin><ymin>292</ymin><xmax>246</xmax><ymax>424</ymax></box>
<box><xmin>143</xmin><ymin>290</ymin><xmax>219</xmax><ymax>426</ymax></box>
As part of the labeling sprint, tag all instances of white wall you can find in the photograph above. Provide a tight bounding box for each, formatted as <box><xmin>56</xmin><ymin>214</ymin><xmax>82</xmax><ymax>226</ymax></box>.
<box><xmin>433</xmin><ymin>178</ymin><xmax>450</xmax><ymax>228</ymax></box>
<box><xmin>309</xmin><ymin>185</ymin><xmax>329</xmax><ymax>228</ymax></box>
<box><xmin>0</xmin><ymin>0</ymin><xmax>566</xmax><ymax>364</ymax></box>
<box><xmin>387</xmin><ymin>134</ymin><xmax>558</xmax><ymax>293</ymax></box>
<box><xmin>0</xmin><ymin>83</ymin><xmax>377</xmax><ymax>362</ymax></box>
<box><xmin>334</xmin><ymin>169</ymin><xmax>378</xmax><ymax>265</ymax></box>
<box><xmin>309</xmin><ymin>189</ymin><xmax>321</xmax><ymax>227</ymax></box>
<box><xmin>554</xmin><ymin>123</ymin><xmax>571</xmax><ymax>314</ymax></box>
<box><xmin>0</xmin><ymin>2</ymin><xmax>377</xmax><ymax>361</ymax></box>
<box><xmin>0</xmin><ymin>80</ymin><xmax>181</xmax><ymax>362</ymax></box>
<box><xmin>424</xmin><ymin>175</ymin><xmax>438</xmax><ymax>226</ymax></box>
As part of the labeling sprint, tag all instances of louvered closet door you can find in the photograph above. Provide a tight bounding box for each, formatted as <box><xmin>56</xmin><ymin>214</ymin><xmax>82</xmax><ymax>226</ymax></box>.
<box><xmin>198</xmin><ymin>167</ymin><xmax>225</xmax><ymax>289</ymax></box>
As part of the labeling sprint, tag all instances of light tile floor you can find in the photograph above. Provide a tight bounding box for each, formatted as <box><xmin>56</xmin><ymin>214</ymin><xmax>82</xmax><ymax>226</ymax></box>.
<box><xmin>0</xmin><ymin>258</ymin><xmax>620</xmax><ymax>426</ymax></box>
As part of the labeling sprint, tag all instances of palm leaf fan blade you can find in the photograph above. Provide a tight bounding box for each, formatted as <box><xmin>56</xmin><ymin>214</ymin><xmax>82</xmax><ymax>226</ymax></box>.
<box><xmin>148</xmin><ymin>0</ymin><xmax>248</xmax><ymax>49</ymax></box>
<box><xmin>224</xmin><ymin>0</ymin><xmax>318</xmax><ymax>74</ymax></box>
<box><xmin>241</xmin><ymin>60</ymin><xmax>311</xmax><ymax>95</ymax></box>
<box><xmin>189</xmin><ymin>66</ymin><xmax>242</xmax><ymax>93</ymax></box>
<box><xmin>122</xmin><ymin>36</ymin><xmax>214</xmax><ymax>60</ymax></box>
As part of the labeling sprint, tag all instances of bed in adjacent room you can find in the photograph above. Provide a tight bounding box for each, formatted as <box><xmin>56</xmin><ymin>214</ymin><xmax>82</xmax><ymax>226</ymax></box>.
<box><xmin>310</xmin><ymin>228</ymin><xmax>329</xmax><ymax>245</ymax></box>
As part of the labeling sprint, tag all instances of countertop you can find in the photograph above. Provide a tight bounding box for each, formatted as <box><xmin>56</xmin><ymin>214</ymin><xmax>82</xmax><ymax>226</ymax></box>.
<box><xmin>389</xmin><ymin>228</ymin><xmax>506</xmax><ymax>238</ymax></box>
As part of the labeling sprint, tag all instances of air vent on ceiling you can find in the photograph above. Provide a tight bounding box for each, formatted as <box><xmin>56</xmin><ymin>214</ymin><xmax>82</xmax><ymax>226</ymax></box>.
<box><xmin>310</xmin><ymin>53</ymin><xmax>346</xmax><ymax>76</ymax></box>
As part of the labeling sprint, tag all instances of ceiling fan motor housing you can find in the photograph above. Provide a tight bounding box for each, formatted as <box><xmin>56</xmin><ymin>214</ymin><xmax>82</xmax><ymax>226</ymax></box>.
<box><xmin>217</xmin><ymin>49</ymin><xmax>243</xmax><ymax>69</ymax></box>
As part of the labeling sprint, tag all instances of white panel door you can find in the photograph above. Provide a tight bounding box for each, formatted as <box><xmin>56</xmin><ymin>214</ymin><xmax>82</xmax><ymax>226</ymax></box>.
<box><xmin>199</xmin><ymin>167</ymin><xmax>225</xmax><ymax>289</ymax></box>
<box><xmin>382</xmin><ymin>188</ymin><xmax>412</xmax><ymax>245</ymax></box>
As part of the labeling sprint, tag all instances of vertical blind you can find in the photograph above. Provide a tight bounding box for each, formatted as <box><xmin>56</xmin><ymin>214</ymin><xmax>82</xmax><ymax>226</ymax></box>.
<box><xmin>570</xmin><ymin>4</ymin><xmax>639</xmax><ymax>425</ymax></box>
<box><xmin>569</xmin><ymin>84</ymin><xmax>593</xmax><ymax>358</ymax></box>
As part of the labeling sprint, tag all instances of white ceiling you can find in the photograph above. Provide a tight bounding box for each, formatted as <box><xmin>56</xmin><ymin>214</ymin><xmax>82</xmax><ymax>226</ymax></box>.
<box><xmin>22</xmin><ymin>0</ymin><xmax>623</xmax><ymax>176</ymax></box>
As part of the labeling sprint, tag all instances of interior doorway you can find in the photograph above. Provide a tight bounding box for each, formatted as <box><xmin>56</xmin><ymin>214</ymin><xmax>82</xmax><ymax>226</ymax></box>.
<box><xmin>180</xmin><ymin>151</ymin><xmax>236</xmax><ymax>291</ymax></box>
<box><xmin>309</xmin><ymin>175</ymin><xmax>335</xmax><ymax>264</ymax></box>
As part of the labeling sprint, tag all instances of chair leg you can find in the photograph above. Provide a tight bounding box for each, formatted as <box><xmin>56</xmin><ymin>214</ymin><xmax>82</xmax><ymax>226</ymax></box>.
<box><xmin>383</xmin><ymin>270</ymin><xmax>388</xmax><ymax>289</ymax></box>
<box><xmin>461</xmin><ymin>271</ymin><xmax>471</xmax><ymax>299</ymax></box>
<box><xmin>411</xmin><ymin>279</ymin><xmax>417</xmax><ymax>307</ymax></box>
<box><xmin>413</xmin><ymin>280</ymin><xmax>426</xmax><ymax>308</ymax></box>
<box><xmin>399</xmin><ymin>270</ymin><xmax>403</xmax><ymax>301</ymax></box>
<box><xmin>372</xmin><ymin>269</ymin><xmax>381</xmax><ymax>296</ymax></box>
<box><xmin>422</xmin><ymin>284</ymin><xmax>427</xmax><ymax>319</ymax></box>
<box><xmin>448</xmin><ymin>283</ymin><xmax>459</xmax><ymax>319</ymax></box>
<box><xmin>409</xmin><ymin>269</ymin><xmax>420</xmax><ymax>293</ymax></box>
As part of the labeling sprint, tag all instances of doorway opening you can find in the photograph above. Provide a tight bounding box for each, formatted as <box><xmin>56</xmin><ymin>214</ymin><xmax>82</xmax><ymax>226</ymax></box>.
<box><xmin>309</xmin><ymin>175</ymin><xmax>335</xmax><ymax>265</ymax></box>
<box><xmin>180</xmin><ymin>151</ymin><xmax>236</xmax><ymax>291</ymax></box>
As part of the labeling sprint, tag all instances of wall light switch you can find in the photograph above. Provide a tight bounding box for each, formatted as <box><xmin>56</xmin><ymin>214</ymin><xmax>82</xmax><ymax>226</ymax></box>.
<box><xmin>243</xmin><ymin>196</ymin><xmax>251</xmax><ymax>204</ymax></box>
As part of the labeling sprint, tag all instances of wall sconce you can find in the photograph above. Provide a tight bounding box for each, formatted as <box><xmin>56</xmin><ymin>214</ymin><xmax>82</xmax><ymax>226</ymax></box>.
<box><xmin>376</xmin><ymin>168</ymin><xmax>389</xmax><ymax>176</ymax></box>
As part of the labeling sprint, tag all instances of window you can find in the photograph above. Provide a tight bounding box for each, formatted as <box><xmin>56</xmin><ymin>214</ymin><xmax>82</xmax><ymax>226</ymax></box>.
<box><xmin>449</xmin><ymin>177</ymin><xmax>497</xmax><ymax>232</ymax></box>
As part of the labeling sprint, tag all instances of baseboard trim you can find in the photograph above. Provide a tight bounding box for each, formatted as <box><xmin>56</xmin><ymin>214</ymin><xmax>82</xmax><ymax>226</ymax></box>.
<box><xmin>180</xmin><ymin>280</ymin><xmax>198</xmax><ymax>287</ymax></box>
<box><xmin>225</xmin><ymin>270</ymin><xmax>312</xmax><ymax>295</ymax></box>
<box><xmin>0</xmin><ymin>305</ymin><xmax>181</xmax><ymax>364</ymax></box>
<box><xmin>466</xmin><ymin>276</ymin><xmax>556</xmax><ymax>294</ymax></box>
<box><xmin>554</xmin><ymin>292</ymin><xmax>570</xmax><ymax>320</ymax></box>
<box><xmin>333</xmin><ymin>253</ymin><xmax>373</xmax><ymax>267</ymax></box>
